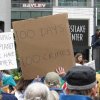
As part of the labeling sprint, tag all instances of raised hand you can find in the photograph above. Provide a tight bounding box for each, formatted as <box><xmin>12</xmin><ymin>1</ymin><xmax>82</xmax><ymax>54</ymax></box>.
<box><xmin>55</xmin><ymin>67</ymin><xmax>66</xmax><ymax>77</ymax></box>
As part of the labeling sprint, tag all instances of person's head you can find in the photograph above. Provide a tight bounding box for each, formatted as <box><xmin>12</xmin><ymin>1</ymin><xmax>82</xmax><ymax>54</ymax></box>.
<box><xmin>24</xmin><ymin>82</ymin><xmax>55</xmax><ymax>100</ymax></box>
<box><xmin>16</xmin><ymin>77</ymin><xmax>33</xmax><ymax>93</ymax></box>
<box><xmin>44</xmin><ymin>72</ymin><xmax>61</xmax><ymax>88</ymax></box>
<box><xmin>64</xmin><ymin>66</ymin><xmax>97</xmax><ymax>98</ymax></box>
<box><xmin>75</xmin><ymin>53</ymin><xmax>84</xmax><ymax>64</ymax></box>
<box><xmin>96</xmin><ymin>26</ymin><xmax>100</xmax><ymax>37</ymax></box>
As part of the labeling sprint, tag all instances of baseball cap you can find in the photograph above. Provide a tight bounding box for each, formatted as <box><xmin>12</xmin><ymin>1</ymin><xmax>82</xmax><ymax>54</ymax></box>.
<box><xmin>64</xmin><ymin>66</ymin><xmax>96</xmax><ymax>90</ymax></box>
<box><xmin>44</xmin><ymin>72</ymin><xmax>60</xmax><ymax>87</ymax></box>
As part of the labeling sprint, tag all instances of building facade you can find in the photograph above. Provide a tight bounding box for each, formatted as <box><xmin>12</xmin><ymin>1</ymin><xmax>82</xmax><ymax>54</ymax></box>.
<box><xmin>11</xmin><ymin>0</ymin><xmax>100</xmax><ymax>60</ymax></box>
<box><xmin>11</xmin><ymin>0</ymin><xmax>52</xmax><ymax>21</ymax></box>
<box><xmin>11</xmin><ymin>0</ymin><xmax>100</xmax><ymax>25</ymax></box>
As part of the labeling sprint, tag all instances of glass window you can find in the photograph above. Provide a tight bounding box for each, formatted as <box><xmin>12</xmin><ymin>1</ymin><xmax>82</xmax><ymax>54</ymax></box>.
<box><xmin>58</xmin><ymin>0</ymin><xmax>87</xmax><ymax>6</ymax></box>
<box><xmin>21</xmin><ymin>11</ymin><xmax>31</xmax><ymax>19</ymax></box>
<box><xmin>20</xmin><ymin>0</ymin><xmax>28</xmax><ymax>3</ymax></box>
<box><xmin>97</xmin><ymin>13</ymin><xmax>100</xmax><ymax>19</ymax></box>
<box><xmin>97</xmin><ymin>0</ymin><xmax>100</xmax><ymax>7</ymax></box>
<box><xmin>31</xmin><ymin>11</ymin><xmax>42</xmax><ymax>18</ymax></box>
<box><xmin>77</xmin><ymin>0</ymin><xmax>87</xmax><ymax>7</ymax></box>
<box><xmin>41</xmin><ymin>11</ymin><xmax>52</xmax><ymax>16</ymax></box>
<box><xmin>31</xmin><ymin>11</ymin><xmax>52</xmax><ymax>18</ymax></box>
<box><xmin>11</xmin><ymin>0</ymin><xmax>20</xmax><ymax>3</ymax></box>
<box><xmin>73</xmin><ymin>0</ymin><xmax>78</xmax><ymax>6</ymax></box>
<box><xmin>34</xmin><ymin>0</ymin><xmax>50</xmax><ymax>2</ymax></box>
<box><xmin>58</xmin><ymin>0</ymin><xmax>65</xmax><ymax>6</ymax></box>
<box><xmin>11</xmin><ymin>11</ymin><xmax>21</xmax><ymax>19</ymax></box>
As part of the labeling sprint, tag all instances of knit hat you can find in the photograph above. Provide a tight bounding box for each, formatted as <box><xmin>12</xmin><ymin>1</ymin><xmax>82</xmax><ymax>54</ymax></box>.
<box><xmin>44</xmin><ymin>72</ymin><xmax>60</xmax><ymax>87</ymax></box>
<box><xmin>64</xmin><ymin>66</ymin><xmax>96</xmax><ymax>90</ymax></box>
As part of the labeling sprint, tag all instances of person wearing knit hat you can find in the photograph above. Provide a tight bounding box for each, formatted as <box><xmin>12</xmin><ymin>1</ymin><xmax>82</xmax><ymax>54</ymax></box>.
<box><xmin>63</xmin><ymin>66</ymin><xmax>97</xmax><ymax>99</ymax></box>
<box><xmin>0</xmin><ymin>71</ymin><xmax>18</xmax><ymax>100</ymax></box>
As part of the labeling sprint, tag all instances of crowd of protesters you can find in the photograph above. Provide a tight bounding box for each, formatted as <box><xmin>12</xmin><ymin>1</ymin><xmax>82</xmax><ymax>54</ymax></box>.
<box><xmin>0</xmin><ymin>52</ymin><xmax>100</xmax><ymax>100</ymax></box>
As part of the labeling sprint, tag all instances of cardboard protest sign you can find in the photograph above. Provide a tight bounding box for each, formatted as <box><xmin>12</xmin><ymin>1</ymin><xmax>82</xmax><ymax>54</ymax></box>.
<box><xmin>13</xmin><ymin>13</ymin><xmax>75</xmax><ymax>79</ymax></box>
<box><xmin>0</xmin><ymin>32</ymin><xmax>17</xmax><ymax>70</ymax></box>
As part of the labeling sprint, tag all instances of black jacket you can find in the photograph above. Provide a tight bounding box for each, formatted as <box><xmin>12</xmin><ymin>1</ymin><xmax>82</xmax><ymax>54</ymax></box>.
<box><xmin>91</xmin><ymin>34</ymin><xmax>100</xmax><ymax>48</ymax></box>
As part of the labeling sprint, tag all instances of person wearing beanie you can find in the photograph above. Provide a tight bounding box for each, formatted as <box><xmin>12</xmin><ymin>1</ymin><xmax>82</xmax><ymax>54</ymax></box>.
<box><xmin>63</xmin><ymin>66</ymin><xmax>97</xmax><ymax>99</ymax></box>
<box><xmin>0</xmin><ymin>71</ymin><xmax>17</xmax><ymax>100</ymax></box>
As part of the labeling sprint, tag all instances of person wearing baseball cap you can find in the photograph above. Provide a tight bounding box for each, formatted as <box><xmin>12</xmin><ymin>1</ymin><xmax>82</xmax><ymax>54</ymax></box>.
<box><xmin>44</xmin><ymin>72</ymin><xmax>63</xmax><ymax>94</ymax></box>
<box><xmin>63</xmin><ymin>66</ymin><xmax>97</xmax><ymax>99</ymax></box>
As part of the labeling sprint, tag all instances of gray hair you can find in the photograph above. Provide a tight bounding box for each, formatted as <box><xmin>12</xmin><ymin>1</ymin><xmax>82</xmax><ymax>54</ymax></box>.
<box><xmin>24</xmin><ymin>82</ymin><xmax>54</xmax><ymax>100</ymax></box>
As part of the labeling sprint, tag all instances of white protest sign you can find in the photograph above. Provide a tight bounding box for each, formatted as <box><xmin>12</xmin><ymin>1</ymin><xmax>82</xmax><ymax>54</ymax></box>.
<box><xmin>0</xmin><ymin>32</ymin><xmax>17</xmax><ymax>70</ymax></box>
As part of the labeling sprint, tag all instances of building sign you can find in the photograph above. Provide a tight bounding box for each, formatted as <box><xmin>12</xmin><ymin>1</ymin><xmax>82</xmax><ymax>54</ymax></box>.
<box><xmin>69</xmin><ymin>20</ymin><xmax>89</xmax><ymax>48</ymax></box>
<box><xmin>22</xmin><ymin>3</ymin><xmax>46</xmax><ymax>8</ymax></box>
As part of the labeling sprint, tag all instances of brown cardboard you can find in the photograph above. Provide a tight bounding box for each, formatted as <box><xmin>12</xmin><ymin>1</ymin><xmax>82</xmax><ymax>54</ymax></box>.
<box><xmin>12</xmin><ymin>13</ymin><xmax>75</xmax><ymax>79</ymax></box>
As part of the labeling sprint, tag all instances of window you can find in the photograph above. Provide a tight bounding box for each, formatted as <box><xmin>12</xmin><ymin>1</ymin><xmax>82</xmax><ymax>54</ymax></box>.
<box><xmin>34</xmin><ymin>0</ymin><xmax>50</xmax><ymax>2</ymax></box>
<box><xmin>11</xmin><ymin>11</ymin><xmax>21</xmax><ymax>19</ymax></box>
<box><xmin>96</xmin><ymin>0</ymin><xmax>100</xmax><ymax>7</ymax></box>
<box><xmin>31</xmin><ymin>11</ymin><xmax>41</xmax><ymax>18</ymax></box>
<box><xmin>58</xmin><ymin>0</ymin><xmax>87</xmax><ymax>6</ymax></box>
<box><xmin>21</xmin><ymin>11</ymin><xmax>30</xmax><ymax>19</ymax></box>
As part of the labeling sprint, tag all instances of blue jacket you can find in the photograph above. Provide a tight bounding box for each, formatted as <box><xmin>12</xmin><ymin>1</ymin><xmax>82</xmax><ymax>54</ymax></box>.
<box><xmin>2</xmin><ymin>92</ymin><xmax>18</xmax><ymax>100</ymax></box>
<box><xmin>59</xmin><ymin>94</ymin><xmax>92</xmax><ymax>100</ymax></box>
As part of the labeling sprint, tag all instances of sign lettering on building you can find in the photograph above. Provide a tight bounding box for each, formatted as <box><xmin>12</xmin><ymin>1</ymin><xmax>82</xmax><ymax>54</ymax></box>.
<box><xmin>69</xmin><ymin>20</ymin><xmax>88</xmax><ymax>48</ymax></box>
<box><xmin>22</xmin><ymin>3</ymin><xmax>46</xmax><ymax>8</ymax></box>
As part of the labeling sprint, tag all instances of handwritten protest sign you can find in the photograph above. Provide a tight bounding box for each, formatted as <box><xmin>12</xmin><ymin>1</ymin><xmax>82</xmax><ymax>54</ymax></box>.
<box><xmin>13</xmin><ymin>13</ymin><xmax>75</xmax><ymax>79</ymax></box>
<box><xmin>0</xmin><ymin>32</ymin><xmax>17</xmax><ymax>70</ymax></box>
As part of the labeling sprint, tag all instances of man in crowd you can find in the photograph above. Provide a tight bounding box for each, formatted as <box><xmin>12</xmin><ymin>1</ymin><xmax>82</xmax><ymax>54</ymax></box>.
<box><xmin>56</xmin><ymin>66</ymin><xmax>98</xmax><ymax>100</ymax></box>
<box><xmin>91</xmin><ymin>26</ymin><xmax>100</xmax><ymax>71</ymax></box>
<box><xmin>64</xmin><ymin>66</ymin><xmax>97</xmax><ymax>100</ymax></box>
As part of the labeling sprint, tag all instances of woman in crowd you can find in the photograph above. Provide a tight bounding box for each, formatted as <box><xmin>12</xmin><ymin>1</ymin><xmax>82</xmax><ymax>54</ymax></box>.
<box><xmin>75</xmin><ymin>53</ymin><xmax>84</xmax><ymax>66</ymax></box>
